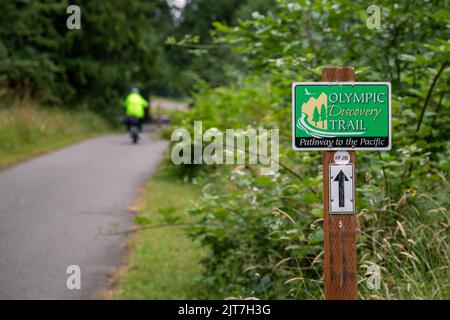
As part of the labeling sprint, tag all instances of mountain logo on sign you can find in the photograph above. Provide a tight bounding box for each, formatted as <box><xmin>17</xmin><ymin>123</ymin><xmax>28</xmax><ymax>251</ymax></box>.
<box><xmin>297</xmin><ymin>93</ymin><xmax>364</xmax><ymax>138</ymax></box>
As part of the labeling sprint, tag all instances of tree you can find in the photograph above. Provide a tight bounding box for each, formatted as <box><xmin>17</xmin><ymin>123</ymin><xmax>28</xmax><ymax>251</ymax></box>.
<box><xmin>312</xmin><ymin>107</ymin><xmax>320</xmax><ymax>126</ymax></box>
<box><xmin>320</xmin><ymin>104</ymin><xmax>327</xmax><ymax>128</ymax></box>
<box><xmin>0</xmin><ymin>1</ymin><xmax>68</xmax><ymax>98</ymax></box>
<box><xmin>0</xmin><ymin>0</ymin><xmax>176</xmax><ymax>119</ymax></box>
<box><xmin>171</xmin><ymin>0</ymin><xmax>277</xmax><ymax>93</ymax></box>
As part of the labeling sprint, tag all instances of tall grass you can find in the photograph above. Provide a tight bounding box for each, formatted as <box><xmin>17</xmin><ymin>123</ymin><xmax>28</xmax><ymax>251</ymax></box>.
<box><xmin>0</xmin><ymin>98</ymin><xmax>110</xmax><ymax>168</ymax></box>
<box><xmin>357</xmin><ymin>192</ymin><xmax>449</xmax><ymax>299</ymax></box>
<box><xmin>174</xmin><ymin>161</ymin><xmax>449</xmax><ymax>300</ymax></box>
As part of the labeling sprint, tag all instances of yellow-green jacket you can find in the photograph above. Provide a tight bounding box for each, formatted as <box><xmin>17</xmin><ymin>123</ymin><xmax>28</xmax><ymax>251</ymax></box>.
<box><xmin>124</xmin><ymin>93</ymin><xmax>148</xmax><ymax>118</ymax></box>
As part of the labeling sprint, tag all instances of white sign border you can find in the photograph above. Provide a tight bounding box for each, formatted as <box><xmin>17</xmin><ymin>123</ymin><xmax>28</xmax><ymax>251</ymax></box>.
<box><xmin>291</xmin><ymin>82</ymin><xmax>392</xmax><ymax>151</ymax></box>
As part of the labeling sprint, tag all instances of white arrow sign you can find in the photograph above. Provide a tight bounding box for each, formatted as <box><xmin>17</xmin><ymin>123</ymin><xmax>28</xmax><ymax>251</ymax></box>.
<box><xmin>329</xmin><ymin>164</ymin><xmax>355</xmax><ymax>214</ymax></box>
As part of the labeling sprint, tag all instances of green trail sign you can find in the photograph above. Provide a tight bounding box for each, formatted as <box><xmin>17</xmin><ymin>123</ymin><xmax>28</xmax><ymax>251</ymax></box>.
<box><xmin>292</xmin><ymin>82</ymin><xmax>391</xmax><ymax>150</ymax></box>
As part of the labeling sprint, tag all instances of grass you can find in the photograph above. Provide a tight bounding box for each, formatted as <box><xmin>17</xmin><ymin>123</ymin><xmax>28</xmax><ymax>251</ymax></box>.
<box><xmin>104</xmin><ymin>163</ymin><xmax>214</xmax><ymax>299</ymax></box>
<box><xmin>0</xmin><ymin>98</ymin><xmax>110</xmax><ymax>169</ymax></box>
<box><xmin>357</xmin><ymin>191</ymin><xmax>450</xmax><ymax>299</ymax></box>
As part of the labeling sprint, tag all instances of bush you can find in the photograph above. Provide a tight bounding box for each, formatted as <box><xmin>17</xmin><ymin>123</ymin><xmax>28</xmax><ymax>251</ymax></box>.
<box><xmin>165</xmin><ymin>0</ymin><xmax>449</xmax><ymax>299</ymax></box>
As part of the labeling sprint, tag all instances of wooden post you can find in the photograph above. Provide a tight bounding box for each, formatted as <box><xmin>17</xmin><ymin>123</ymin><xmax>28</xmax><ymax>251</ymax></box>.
<box><xmin>322</xmin><ymin>67</ymin><xmax>357</xmax><ymax>300</ymax></box>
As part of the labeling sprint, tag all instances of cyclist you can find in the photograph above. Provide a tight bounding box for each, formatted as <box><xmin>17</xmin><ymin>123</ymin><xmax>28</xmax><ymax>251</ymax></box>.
<box><xmin>123</xmin><ymin>88</ymin><xmax>148</xmax><ymax>132</ymax></box>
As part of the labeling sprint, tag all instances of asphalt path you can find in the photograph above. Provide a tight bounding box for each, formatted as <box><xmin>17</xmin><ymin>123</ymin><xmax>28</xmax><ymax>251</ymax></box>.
<box><xmin>0</xmin><ymin>127</ymin><xmax>168</xmax><ymax>299</ymax></box>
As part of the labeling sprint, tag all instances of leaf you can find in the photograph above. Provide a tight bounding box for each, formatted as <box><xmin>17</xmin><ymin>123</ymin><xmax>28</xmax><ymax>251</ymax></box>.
<box><xmin>254</xmin><ymin>176</ymin><xmax>275</xmax><ymax>187</ymax></box>
<box><xmin>311</xmin><ymin>208</ymin><xmax>323</xmax><ymax>218</ymax></box>
<box><xmin>302</xmin><ymin>192</ymin><xmax>319</xmax><ymax>204</ymax></box>
<box><xmin>400</xmin><ymin>54</ymin><xmax>417</xmax><ymax>62</ymax></box>
<box><xmin>158</xmin><ymin>206</ymin><xmax>182</xmax><ymax>224</ymax></box>
<box><xmin>134</xmin><ymin>215</ymin><xmax>151</xmax><ymax>226</ymax></box>
<box><xmin>308</xmin><ymin>229</ymin><xmax>323</xmax><ymax>245</ymax></box>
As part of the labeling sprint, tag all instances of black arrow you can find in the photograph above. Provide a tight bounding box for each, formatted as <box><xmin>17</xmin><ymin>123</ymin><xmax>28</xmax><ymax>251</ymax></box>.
<box><xmin>334</xmin><ymin>170</ymin><xmax>349</xmax><ymax>207</ymax></box>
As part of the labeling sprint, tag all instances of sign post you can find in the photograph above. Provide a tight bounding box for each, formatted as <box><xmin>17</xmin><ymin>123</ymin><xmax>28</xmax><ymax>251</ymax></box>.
<box><xmin>322</xmin><ymin>67</ymin><xmax>357</xmax><ymax>300</ymax></box>
<box><xmin>291</xmin><ymin>67</ymin><xmax>391</xmax><ymax>299</ymax></box>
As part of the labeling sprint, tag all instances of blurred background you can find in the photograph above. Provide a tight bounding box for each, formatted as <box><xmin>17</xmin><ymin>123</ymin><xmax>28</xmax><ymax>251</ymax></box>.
<box><xmin>0</xmin><ymin>0</ymin><xmax>448</xmax><ymax>300</ymax></box>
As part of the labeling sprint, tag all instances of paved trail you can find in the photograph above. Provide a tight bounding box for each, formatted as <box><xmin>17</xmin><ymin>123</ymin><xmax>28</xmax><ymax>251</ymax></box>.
<box><xmin>0</xmin><ymin>126</ymin><xmax>168</xmax><ymax>299</ymax></box>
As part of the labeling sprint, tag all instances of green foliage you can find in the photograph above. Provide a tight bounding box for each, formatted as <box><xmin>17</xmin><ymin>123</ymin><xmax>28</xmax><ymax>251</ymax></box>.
<box><xmin>187</xmin><ymin>167</ymin><xmax>324</xmax><ymax>299</ymax></box>
<box><xmin>0</xmin><ymin>0</ymin><xmax>175</xmax><ymax>120</ymax></box>
<box><xmin>168</xmin><ymin>0</ymin><xmax>277</xmax><ymax>93</ymax></box>
<box><xmin>168</xmin><ymin>0</ymin><xmax>449</xmax><ymax>299</ymax></box>
<box><xmin>0</xmin><ymin>1</ymin><xmax>69</xmax><ymax>99</ymax></box>
<box><xmin>0</xmin><ymin>0</ymin><xmax>282</xmax><ymax>107</ymax></box>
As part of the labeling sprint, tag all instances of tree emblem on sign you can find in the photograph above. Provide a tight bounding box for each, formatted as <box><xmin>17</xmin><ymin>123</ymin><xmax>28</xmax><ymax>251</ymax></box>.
<box><xmin>312</xmin><ymin>107</ymin><xmax>320</xmax><ymax>127</ymax></box>
<box><xmin>320</xmin><ymin>104</ymin><xmax>327</xmax><ymax>128</ymax></box>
